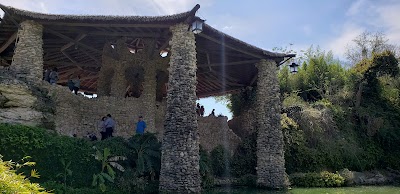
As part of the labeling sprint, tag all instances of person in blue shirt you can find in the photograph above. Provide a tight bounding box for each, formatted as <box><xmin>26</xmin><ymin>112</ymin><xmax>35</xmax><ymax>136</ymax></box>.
<box><xmin>136</xmin><ymin>116</ymin><xmax>146</xmax><ymax>135</ymax></box>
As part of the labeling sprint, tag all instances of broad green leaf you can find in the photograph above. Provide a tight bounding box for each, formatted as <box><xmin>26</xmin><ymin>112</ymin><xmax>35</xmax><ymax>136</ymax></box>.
<box><xmin>92</xmin><ymin>174</ymin><xmax>98</xmax><ymax>186</ymax></box>
<box><xmin>100</xmin><ymin>172</ymin><xmax>114</xmax><ymax>183</ymax></box>
<box><xmin>109</xmin><ymin>162</ymin><xmax>125</xmax><ymax>172</ymax></box>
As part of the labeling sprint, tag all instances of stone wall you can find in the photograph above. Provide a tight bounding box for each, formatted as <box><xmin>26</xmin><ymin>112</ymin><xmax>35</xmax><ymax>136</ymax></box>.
<box><xmin>11</xmin><ymin>20</ymin><xmax>43</xmax><ymax>83</ymax></box>
<box><xmin>45</xmin><ymin>85</ymin><xmax>164</xmax><ymax>138</ymax></box>
<box><xmin>255</xmin><ymin>59</ymin><xmax>287</xmax><ymax>189</ymax></box>
<box><xmin>198</xmin><ymin>116</ymin><xmax>241</xmax><ymax>154</ymax></box>
<box><xmin>228</xmin><ymin>105</ymin><xmax>257</xmax><ymax>139</ymax></box>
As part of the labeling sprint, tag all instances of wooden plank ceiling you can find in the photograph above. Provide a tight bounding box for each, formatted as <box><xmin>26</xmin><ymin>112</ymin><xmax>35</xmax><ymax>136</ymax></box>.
<box><xmin>0</xmin><ymin>4</ymin><xmax>293</xmax><ymax>98</ymax></box>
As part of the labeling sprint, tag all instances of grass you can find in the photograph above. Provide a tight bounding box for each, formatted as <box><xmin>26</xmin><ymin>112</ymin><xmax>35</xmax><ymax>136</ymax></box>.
<box><xmin>290</xmin><ymin>186</ymin><xmax>400</xmax><ymax>194</ymax></box>
<box><xmin>205</xmin><ymin>186</ymin><xmax>400</xmax><ymax>194</ymax></box>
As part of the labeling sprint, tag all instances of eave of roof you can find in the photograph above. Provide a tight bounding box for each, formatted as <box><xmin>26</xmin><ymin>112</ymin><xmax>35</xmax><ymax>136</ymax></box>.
<box><xmin>0</xmin><ymin>3</ymin><xmax>192</xmax><ymax>24</ymax></box>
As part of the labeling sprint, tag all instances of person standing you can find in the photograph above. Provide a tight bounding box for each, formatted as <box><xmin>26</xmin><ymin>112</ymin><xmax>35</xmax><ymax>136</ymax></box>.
<box><xmin>72</xmin><ymin>76</ymin><xmax>81</xmax><ymax>95</ymax></box>
<box><xmin>200</xmin><ymin>106</ymin><xmax>205</xmax><ymax>117</ymax></box>
<box><xmin>44</xmin><ymin>68</ymin><xmax>50</xmax><ymax>82</ymax></box>
<box><xmin>104</xmin><ymin>114</ymin><xmax>115</xmax><ymax>139</ymax></box>
<box><xmin>98</xmin><ymin>116</ymin><xmax>107</xmax><ymax>140</ymax></box>
<box><xmin>49</xmin><ymin>67</ymin><xmax>59</xmax><ymax>85</ymax></box>
<box><xmin>136</xmin><ymin>116</ymin><xmax>147</xmax><ymax>135</ymax></box>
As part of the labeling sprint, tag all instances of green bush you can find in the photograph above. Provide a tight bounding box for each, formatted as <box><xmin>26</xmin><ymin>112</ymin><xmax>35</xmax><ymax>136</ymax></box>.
<box><xmin>0</xmin><ymin>124</ymin><xmax>131</xmax><ymax>188</ymax></box>
<box><xmin>199</xmin><ymin>146</ymin><xmax>214</xmax><ymax>188</ymax></box>
<box><xmin>231</xmin><ymin>133</ymin><xmax>257</xmax><ymax>177</ymax></box>
<box><xmin>210</xmin><ymin>145</ymin><xmax>231</xmax><ymax>177</ymax></box>
<box><xmin>0</xmin><ymin>156</ymin><xmax>50</xmax><ymax>194</ymax></box>
<box><xmin>290</xmin><ymin>171</ymin><xmax>345</xmax><ymax>187</ymax></box>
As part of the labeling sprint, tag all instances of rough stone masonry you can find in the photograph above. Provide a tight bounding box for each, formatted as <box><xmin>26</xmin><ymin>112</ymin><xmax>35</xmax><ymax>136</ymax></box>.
<box><xmin>159</xmin><ymin>23</ymin><xmax>201</xmax><ymax>193</ymax></box>
<box><xmin>11</xmin><ymin>20</ymin><xmax>43</xmax><ymax>83</ymax></box>
<box><xmin>255</xmin><ymin>59</ymin><xmax>287</xmax><ymax>189</ymax></box>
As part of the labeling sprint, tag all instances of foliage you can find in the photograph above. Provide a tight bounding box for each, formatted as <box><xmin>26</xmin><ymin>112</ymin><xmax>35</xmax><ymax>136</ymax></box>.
<box><xmin>115</xmin><ymin>169</ymin><xmax>149</xmax><ymax>194</ymax></box>
<box><xmin>229</xmin><ymin>87</ymin><xmax>257</xmax><ymax>117</ymax></box>
<box><xmin>210</xmin><ymin>145</ymin><xmax>231</xmax><ymax>177</ymax></box>
<box><xmin>290</xmin><ymin>171</ymin><xmax>345</xmax><ymax>187</ymax></box>
<box><xmin>345</xmin><ymin>31</ymin><xmax>399</xmax><ymax>65</ymax></box>
<box><xmin>199</xmin><ymin>146</ymin><xmax>214</xmax><ymax>188</ymax></box>
<box><xmin>56</xmin><ymin>158</ymin><xmax>72</xmax><ymax>192</ymax></box>
<box><xmin>231</xmin><ymin>133</ymin><xmax>257</xmax><ymax>177</ymax></box>
<box><xmin>0</xmin><ymin>155</ymin><xmax>50</xmax><ymax>194</ymax></box>
<box><xmin>128</xmin><ymin>133</ymin><xmax>161</xmax><ymax>179</ymax></box>
<box><xmin>92</xmin><ymin>147</ymin><xmax>126</xmax><ymax>192</ymax></box>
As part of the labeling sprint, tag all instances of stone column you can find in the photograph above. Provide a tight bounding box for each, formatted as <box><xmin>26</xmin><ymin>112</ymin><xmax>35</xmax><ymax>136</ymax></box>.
<box><xmin>255</xmin><ymin>59</ymin><xmax>287</xmax><ymax>189</ymax></box>
<box><xmin>140</xmin><ymin>39</ymin><xmax>157</xmax><ymax>132</ymax></box>
<box><xmin>11</xmin><ymin>20</ymin><xmax>43</xmax><ymax>83</ymax></box>
<box><xmin>159</xmin><ymin>23</ymin><xmax>201</xmax><ymax>193</ymax></box>
<box><xmin>110</xmin><ymin>40</ymin><xmax>128</xmax><ymax>97</ymax></box>
<box><xmin>97</xmin><ymin>42</ymin><xmax>115</xmax><ymax>96</ymax></box>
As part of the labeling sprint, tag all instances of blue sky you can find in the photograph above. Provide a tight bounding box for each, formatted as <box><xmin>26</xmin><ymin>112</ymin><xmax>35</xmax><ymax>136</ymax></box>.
<box><xmin>1</xmin><ymin>0</ymin><xmax>399</xmax><ymax>119</ymax></box>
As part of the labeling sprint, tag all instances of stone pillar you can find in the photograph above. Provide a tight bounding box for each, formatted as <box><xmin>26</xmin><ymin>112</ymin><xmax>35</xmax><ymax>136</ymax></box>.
<box><xmin>11</xmin><ymin>20</ymin><xmax>43</xmax><ymax>83</ymax></box>
<box><xmin>97</xmin><ymin>42</ymin><xmax>115</xmax><ymax>96</ymax></box>
<box><xmin>255</xmin><ymin>59</ymin><xmax>286</xmax><ymax>189</ymax></box>
<box><xmin>159</xmin><ymin>23</ymin><xmax>201</xmax><ymax>193</ymax></box>
<box><xmin>140</xmin><ymin>39</ymin><xmax>157</xmax><ymax>131</ymax></box>
<box><xmin>110</xmin><ymin>40</ymin><xmax>128</xmax><ymax>97</ymax></box>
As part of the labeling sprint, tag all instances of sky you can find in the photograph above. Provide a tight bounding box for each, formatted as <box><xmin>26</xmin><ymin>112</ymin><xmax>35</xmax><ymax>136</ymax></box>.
<box><xmin>1</xmin><ymin>0</ymin><xmax>400</xmax><ymax>119</ymax></box>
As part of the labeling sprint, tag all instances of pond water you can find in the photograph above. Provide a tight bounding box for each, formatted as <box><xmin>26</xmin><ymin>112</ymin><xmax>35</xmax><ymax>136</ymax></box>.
<box><xmin>204</xmin><ymin>186</ymin><xmax>400</xmax><ymax>194</ymax></box>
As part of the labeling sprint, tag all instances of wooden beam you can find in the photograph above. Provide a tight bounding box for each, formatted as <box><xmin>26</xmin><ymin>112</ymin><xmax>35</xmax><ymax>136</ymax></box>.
<box><xmin>47</xmin><ymin>29</ymin><xmax>100</xmax><ymax>53</ymax></box>
<box><xmin>209</xmin><ymin>70</ymin><xmax>244</xmax><ymax>86</ymax></box>
<box><xmin>41</xmin><ymin>22</ymin><xmax>171</xmax><ymax>28</ymax></box>
<box><xmin>0</xmin><ymin>5</ymin><xmax>21</xmax><ymax>29</ymax></box>
<box><xmin>0</xmin><ymin>32</ymin><xmax>17</xmax><ymax>53</ymax></box>
<box><xmin>197</xmin><ymin>59</ymin><xmax>259</xmax><ymax>67</ymax></box>
<box><xmin>249</xmin><ymin>72</ymin><xmax>258</xmax><ymax>86</ymax></box>
<box><xmin>60</xmin><ymin>33</ymin><xmax>87</xmax><ymax>51</ymax></box>
<box><xmin>44</xmin><ymin>61</ymin><xmax>100</xmax><ymax>68</ymax></box>
<box><xmin>45</xmin><ymin>28</ymin><xmax>117</xmax><ymax>60</ymax></box>
<box><xmin>198</xmin><ymin>33</ymin><xmax>265</xmax><ymax>59</ymax></box>
<box><xmin>0</xmin><ymin>57</ymin><xmax>10</xmax><ymax>66</ymax></box>
<box><xmin>198</xmin><ymin>87</ymin><xmax>242</xmax><ymax>98</ymax></box>
<box><xmin>87</xmin><ymin>31</ymin><xmax>160</xmax><ymax>37</ymax></box>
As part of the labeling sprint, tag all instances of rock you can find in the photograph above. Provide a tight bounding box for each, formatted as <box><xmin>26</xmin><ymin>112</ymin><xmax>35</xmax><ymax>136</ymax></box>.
<box><xmin>0</xmin><ymin>108</ymin><xmax>43</xmax><ymax>126</ymax></box>
<box><xmin>0</xmin><ymin>83</ymin><xmax>37</xmax><ymax>108</ymax></box>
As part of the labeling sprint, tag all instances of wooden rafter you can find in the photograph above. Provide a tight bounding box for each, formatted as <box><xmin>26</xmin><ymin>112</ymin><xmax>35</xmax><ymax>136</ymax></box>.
<box><xmin>198</xmin><ymin>33</ymin><xmax>265</xmax><ymax>59</ymax></box>
<box><xmin>0</xmin><ymin>31</ymin><xmax>17</xmax><ymax>53</ymax></box>
<box><xmin>60</xmin><ymin>33</ymin><xmax>87</xmax><ymax>51</ymax></box>
<box><xmin>45</xmin><ymin>28</ymin><xmax>116</xmax><ymax>60</ymax></box>
<box><xmin>197</xmin><ymin>59</ymin><xmax>259</xmax><ymax>67</ymax></box>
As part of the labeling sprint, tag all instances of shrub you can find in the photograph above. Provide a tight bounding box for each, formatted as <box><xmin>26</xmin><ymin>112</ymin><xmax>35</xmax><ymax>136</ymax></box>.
<box><xmin>231</xmin><ymin>133</ymin><xmax>257</xmax><ymax>177</ymax></box>
<box><xmin>0</xmin><ymin>124</ymin><xmax>132</xmax><ymax>188</ymax></box>
<box><xmin>290</xmin><ymin>171</ymin><xmax>345</xmax><ymax>187</ymax></box>
<box><xmin>0</xmin><ymin>155</ymin><xmax>50</xmax><ymax>194</ymax></box>
<box><xmin>210</xmin><ymin>145</ymin><xmax>231</xmax><ymax>177</ymax></box>
<box><xmin>199</xmin><ymin>146</ymin><xmax>214</xmax><ymax>188</ymax></box>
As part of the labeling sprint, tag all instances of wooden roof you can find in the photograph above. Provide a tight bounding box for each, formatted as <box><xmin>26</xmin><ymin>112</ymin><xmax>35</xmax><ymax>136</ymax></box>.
<box><xmin>0</xmin><ymin>4</ymin><xmax>294</xmax><ymax>98</ymax></box>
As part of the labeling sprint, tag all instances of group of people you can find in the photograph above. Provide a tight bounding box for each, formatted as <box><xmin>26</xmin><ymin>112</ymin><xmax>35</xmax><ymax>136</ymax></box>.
<box><xmin>196</xmin><ymin>103</ymin><xmax>205</xmax><ymax>116</ymax></box>
<box><xmin>196</xmin><ymin>103</ymin><xmax>215</xmax><ymax>117</ymax></box>
<box><xmin>96</xmin><ymin>114</ymin><xmax>147</xmax><ymax>140</ymax></box>
<box><xmin>44</xmin><ymin>67</ymin><xmax>59</xmax><ymax>85</ymax></box>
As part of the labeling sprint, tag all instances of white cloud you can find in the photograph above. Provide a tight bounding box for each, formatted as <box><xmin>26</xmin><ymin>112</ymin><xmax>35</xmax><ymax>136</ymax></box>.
<box><xmin>326</xmin><ymin>23</ymin><xmax>364</xmax><ymax>58</ymax></box>
<box><xmin>346</xmin><ymin>0</ymin><xmax>365</xmax><ymax>16</ymax></box>
<box><xmin>326</xmin><ymin>0</ymin><xmax>400</xmax><ymax>60</ymax></box>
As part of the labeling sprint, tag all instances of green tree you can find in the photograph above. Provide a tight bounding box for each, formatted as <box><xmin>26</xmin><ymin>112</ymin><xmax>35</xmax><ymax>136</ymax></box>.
<box><xmin>128</xmin><ymin>133</ymin><xmax>161</xmax><ymax>180</ymax></box>
<box><xmin>92</xmin><ymin>148</ymin><xmax>126</xmax><ymax>192</ymax></box>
